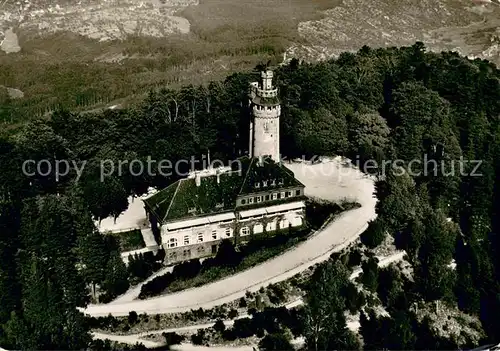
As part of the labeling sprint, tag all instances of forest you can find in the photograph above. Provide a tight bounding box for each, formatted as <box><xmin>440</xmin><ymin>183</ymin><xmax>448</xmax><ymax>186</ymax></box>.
<box><xmin>0</xmin><ymin>42</ymin><xmax>499</xmax><ymax>349</ymax></box>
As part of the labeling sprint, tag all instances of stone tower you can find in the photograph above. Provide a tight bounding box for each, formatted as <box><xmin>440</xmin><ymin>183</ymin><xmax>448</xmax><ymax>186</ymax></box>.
<box><xmin>248</xmin><ymin>70</ymin><xmax>281</xmax><ymax>162</ymax></box>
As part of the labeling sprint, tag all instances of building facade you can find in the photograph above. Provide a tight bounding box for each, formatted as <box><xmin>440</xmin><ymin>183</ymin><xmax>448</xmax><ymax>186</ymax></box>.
<box><xmin>143</xmin><ymin>70</ymin><xmax>306</xmax><ymax>264</ymax></box>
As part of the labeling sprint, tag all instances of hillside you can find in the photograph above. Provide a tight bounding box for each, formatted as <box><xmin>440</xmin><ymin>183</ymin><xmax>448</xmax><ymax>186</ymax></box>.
<box><xmin>0</xmin><ymin>0</ymin><xmax>500</xmax><ymax>121</ymax></box>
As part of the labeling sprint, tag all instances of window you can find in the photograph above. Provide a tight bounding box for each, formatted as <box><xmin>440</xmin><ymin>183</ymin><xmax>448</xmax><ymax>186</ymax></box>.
<box><xmin>292</xmin><ymin>217</ymin><xmax>303</xmax><ymax>227</ymax></box>
<box><xmin>240</xmin><ymin>227</ymin><xmax>250</xmax><ymax>236</ymax></box>
<box><xmin>241</xmin><ymin>199</ymin><xmax>246</xmax><ymax>205</ymax></box>
<box><xmin>183</xmin><ymin>249</ymin><xmax>191</xmax><ymax>257</ymax></box>
<box><xmin>265</xmin><ymin>195</ymin><xmax>270</xmax><ymax>201</ymax></box>
<box><xmin>197</xmin><ymin>233</ymin><xmax>204</xmax><ymax>242</ymax></box>
<box><xmin>197</xmin><ymin>246</ymin><xmax>205</xmax><ymax>253</ymax></box>
<box><xmin>212</xmin><ymin>230</ymin><xmax>217</xmax><ymax>240</ymax></box>
<box><xmin>225</xmin><ymin>228</ymin><xmax>231</xmax><ymax>237</ymax></box>
<box><xmin>280</xmin><ymin>219</ymin><xmax>289</xmax><ymax>229</ymax></box>
<box><xmin>248</xmin><ymin>197</ymin><xmax>254</xmax><ymax>204</ymax></box>
<box><xmin>184</xmin><ymin>235</ymin><xmax>190</xmax><ymax>245</ymax></box>
<box><xmin>284</xmin><ymin>192</ymin><xmax>289</xmax><ymax>198</ymax></box>
<box><xmin>167</xmin><ymin>238</ymin><xmax>178</xmax><ymax>248</ymax></box>
<box><xmin>277</xmin><ymin>193</ymin><xmax>281</xmax><ymax>199</ymax></box>
<box><xmin>295</xmin><ymin>190</ymin><xmax>301</xmax><ymax>196</ymax></box>
<box><xmin>256</xmin><ymin>196</ymin><xmax>262</xmax><ymax>203</ymax></box>
<box><xmin>288</xmin><ymin>191</ymin><xmax>292</xmax><ymax>197</ymax></box>
<box><xmin>254</xmin><ymin>224</ymin><xmax>264</xmax><ymax>234</ymax></box>
<box><xmin>266</xmin><ymin>221</ymin><xmax>276</xmax><ymax>232</ymax></box>
<box><xmin>281</xmin><ymin>192</ymin><xmax>286</xmax><ymax>198</ymax></box>
<box><xmin>272</xmin><ymin>193</ymin><xmax>278</xmax><ymax>200</ymax></box>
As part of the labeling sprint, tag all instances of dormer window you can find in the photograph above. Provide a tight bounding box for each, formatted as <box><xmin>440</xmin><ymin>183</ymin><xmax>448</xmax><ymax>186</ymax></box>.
<box><xmin>278</xmin><ymin>178</ymin><xmax>284</xmax><ymax>185</ymax></box>
<box><xmin>271</xmin><ymin>179</ymin><xmax>276</xmax><ymax>186</ymax></box>
<box><xmin>262</xmin><ymin>180</ymin><xmax>268</xmax><ymax>187</ymax></box>
<box><xmin>255</xmin><ymin>182</ymin><xmax>260</xmax><ymax>189</ymax></box>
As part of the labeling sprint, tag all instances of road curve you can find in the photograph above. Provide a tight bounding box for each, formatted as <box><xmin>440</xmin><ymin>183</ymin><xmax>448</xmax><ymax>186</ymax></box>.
<box><xmin>84</xmin><ymin>158</ymin><xmax>377</xmax><ymax>317</ymax></box>
<box><xmin>93</xmin><ymin>251</ymin><xmax>405</xmax><ymax>347</ymax></box>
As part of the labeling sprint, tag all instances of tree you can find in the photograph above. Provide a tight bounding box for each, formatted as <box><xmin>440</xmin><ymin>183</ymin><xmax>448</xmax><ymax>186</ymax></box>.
<box><xmin>348</xmin><ymin>110</ymin><xmax>390</xmax><ymax>165</ymax></box>
<box><xmin>414</xmin><ymin>209</ymin><xmax>457</xmax><ymax>302</ymax></box>
<box><xmin>360</xmin><ymin>218</ymin><xmax>386</xmax><ymax>248</ymax></box>
<box><xmin>128</xmin><ymin>311</ymin><xmax>138</xmax><ymax>325</ymax></box>
<box><xmin>214</xmin><ymin>239</ymin><xmax>241</xmax><ymax>267</ymax></box>
<box><xmin>361</xmin><ymin>256</ymin><xmax>379</xmax><ymax>293</ymax></box>
<box><xmin>295</xmin><ymin>107</ymin><xmax>349</xmax><ymax>156</ymax></box>
<box><xmin>258</xmin><ymin>332</ymin><xmax>294</xmax><ymax>350</ymax></box>
<box><xmin>377</xmin><ymin>265</ymin><xmax>405</xmax><ymax>310</ymax></box>
<box><xmin>101</xmin><ymin>247</ymin><xmax>129</xmax><ymax>302</ymax></box>
<box><xmin>303</xmin><ymin>260</ymin><xmax>359</xmax><ymax>350</ymax></box>
<box><xmin>213</xmin><ymin>319</ymin><xmax>226</xmax><ymax>333</ymax></box>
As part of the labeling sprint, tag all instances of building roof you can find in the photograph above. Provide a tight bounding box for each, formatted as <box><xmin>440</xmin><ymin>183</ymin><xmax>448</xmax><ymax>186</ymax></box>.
<box><xmin>238</xmin><ymin>157</ymin><xmax>303</xmax><ymax>195</ymax></box>
<box><xmin>143</xmin><ymin>156</ymin><xmax>304</xmax><ymax>224</ymax></box>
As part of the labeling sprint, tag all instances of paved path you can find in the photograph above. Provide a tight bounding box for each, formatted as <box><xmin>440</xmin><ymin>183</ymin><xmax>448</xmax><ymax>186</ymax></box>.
<box><xmin>84</xmin><ymin>158</ymin><xmax>377</xmax><ymax>317</ymax></box>
<box><xmin>94</xmin><ymin>251</ymin><xmax>406</xmax><ymax>347</ymax></box>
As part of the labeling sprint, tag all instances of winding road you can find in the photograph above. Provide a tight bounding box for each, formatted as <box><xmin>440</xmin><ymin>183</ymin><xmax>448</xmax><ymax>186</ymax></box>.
<box><xmin>84</xmin><ymin>158</ymin><xmax>377</xmax><ymax>317</ymax></box>
<box><xmin>93</xmin><ymin>251</ymin><xmax>406</xmax><ymax>348</ymax></box>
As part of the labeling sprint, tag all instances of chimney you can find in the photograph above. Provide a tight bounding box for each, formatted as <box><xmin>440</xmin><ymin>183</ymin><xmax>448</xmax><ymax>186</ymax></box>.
<box><xmin>195</xmin><ymin>173</ymin><xmax>201</xmax><ymax>187</ymax></box>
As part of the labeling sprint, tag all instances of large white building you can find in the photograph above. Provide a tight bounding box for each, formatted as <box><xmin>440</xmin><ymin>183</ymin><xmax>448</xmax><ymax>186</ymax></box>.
<box><xmin>143</xmin><ymin>70</ymin><xmax>306</xmax><ymax>264</ymax></box>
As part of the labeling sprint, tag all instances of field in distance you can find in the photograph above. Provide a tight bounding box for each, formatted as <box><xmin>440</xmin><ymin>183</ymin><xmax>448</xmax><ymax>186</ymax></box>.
<box><xmin>0</xmin><ymin>0</ymin><xmax>499</xmax><ymax>122</ymax></box>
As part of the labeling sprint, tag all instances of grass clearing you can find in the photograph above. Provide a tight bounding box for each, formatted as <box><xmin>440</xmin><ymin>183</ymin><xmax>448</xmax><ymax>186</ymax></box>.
<box><xmin>112</xmin><ymin>229</ymin><xmax>146</xmax><ymax>252</ymax></box>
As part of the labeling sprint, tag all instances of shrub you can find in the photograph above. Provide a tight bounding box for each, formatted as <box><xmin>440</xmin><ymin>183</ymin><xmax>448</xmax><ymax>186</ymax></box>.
<box><xmin>348</xmin><ymin>249</ymin><xmax>363</xmax><ymax>267</ymax></box>
<box><xmin>228</xmin><ymin>309</ymin><xmax>239</xmax><ymax>319</ymax></box>
<box><xmin>360</xmin><ymin>219</ymin><xmax>386</xmax><ymax>248</ymax></box>
<box><xmin>258</xmin><ymin>332</ymin><xmax>294</xmax><ymax>350</ymax></box>
<box><xmin>128</xmin><ymin>311</ymin><xmax>138</xmax><ymax>325</ymax></box>
<box><xmin>239</xmin><ymin>297</ymin><xmax>247</xmax><ymax>308</ymax></box>
<box><xmin>163</xmin><ymin>332</ymin><xmax>185</xmax><ymax>346</ymax></box>
<box><xmin>213</xmin><ymin>319</ymin><xmax>226</xmax><ymax>333</ymax></box>
<box><xmin>191</xmin><ymin>329</ymin><xmax>207</xmax><ymax>345</ymax></box>
<box><xmin>232</xmin><ymin>318</ymin><xmax>254</xmax><ymax>339</ymax></box>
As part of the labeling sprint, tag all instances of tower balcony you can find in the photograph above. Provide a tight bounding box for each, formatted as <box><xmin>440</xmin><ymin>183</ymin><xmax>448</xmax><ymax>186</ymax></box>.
<box><xmin>253</xmin><ymin>105</ymin><xmax>281</xmax><ymax>118</ymax></box>
<box><xmin>256</xmin><ymin>87</ymin><xmax>278</xmax><ymax>98</ymax></box>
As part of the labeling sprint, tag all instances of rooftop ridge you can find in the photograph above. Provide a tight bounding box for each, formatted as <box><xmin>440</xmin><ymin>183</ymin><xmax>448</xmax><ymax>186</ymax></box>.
<box><xmin>238</xmin><ymin>157</ymin><xmax>256</xmax><ymax>195</ymax></box>
<box><xmin>163</xmin><ymin>180</ymin><xmax>182</xmax><ymax>223</ymax></box>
